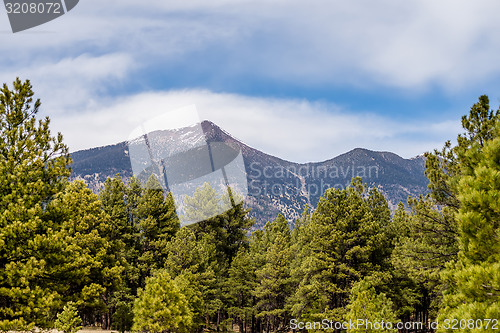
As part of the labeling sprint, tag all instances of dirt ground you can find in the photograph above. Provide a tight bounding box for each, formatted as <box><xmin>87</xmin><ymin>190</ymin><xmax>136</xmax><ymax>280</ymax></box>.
<box><xmin>78</xmin><ymin>329</ymin><xmax>118</xmax><ymax>333</ymax></box>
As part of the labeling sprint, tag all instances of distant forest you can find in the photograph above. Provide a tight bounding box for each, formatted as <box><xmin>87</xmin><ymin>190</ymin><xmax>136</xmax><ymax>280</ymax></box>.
<box><xmin>0</xmin><ymin>79</ymin><xmax>498</xmax><ymax>333</ymax></box>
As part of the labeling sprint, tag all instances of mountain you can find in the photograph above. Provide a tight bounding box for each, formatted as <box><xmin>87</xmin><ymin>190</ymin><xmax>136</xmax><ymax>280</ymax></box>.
<box><xmin>70</xmin><ymin>121</ymin><xmax>429</xmax><ymax>228</ymax></box>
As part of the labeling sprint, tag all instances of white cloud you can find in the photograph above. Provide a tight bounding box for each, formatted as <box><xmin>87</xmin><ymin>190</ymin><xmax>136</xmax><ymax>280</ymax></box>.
<box><xmin>0</xmin><ymin>0</ymin><xmax>487</xmax><ymax>163</ymax></box>
<box><xmin>358</xmin><ymin>0</ymin><xmax>500</xmax><ymax>90</ymax></box>
<box><xmin>2</xmin><ymin>0</ymin><xmax>500</xmax><ymax>92</ymax></box>
<box><xmin>0</xmin><ymin>53</ymin><xmax>135</xmax><ymax>112</ymax></box>
<box><xmin>49</xmin><ymin>90</ymin><xmax>462</xmax><ymax>162</ymax></box>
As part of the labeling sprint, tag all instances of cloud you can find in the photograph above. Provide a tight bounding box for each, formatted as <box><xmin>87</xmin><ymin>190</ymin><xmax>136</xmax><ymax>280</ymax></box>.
<box><xmin>49</xmin><ymin>89</ymin><xmax>462</xmax><ymax>162</ymax></box>
<box><xmin>0</xmin><ymin>0</ymin><xmax>487</xmax><ymax>163</ymax></box>
<box><xmin>358</xmin><ymin>0</ymin><xmax>500</xmax><ymax>90</ymax></box>
<box><xmin>2</xmin><ymin>0</ymin><xmax>500</xmax><ymax>93</ymax></box>
<box><xmin>0</xmin><ymin>53</ymin><xmax>135</xmax><ymax>112</ymax></box>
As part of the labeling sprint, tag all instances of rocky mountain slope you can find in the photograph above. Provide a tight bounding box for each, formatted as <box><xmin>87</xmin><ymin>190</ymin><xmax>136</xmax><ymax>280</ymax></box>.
<box><xmin>70</xmin><ymin>121</ymin><xmax>429</xmax><ymax>227</ymax></box>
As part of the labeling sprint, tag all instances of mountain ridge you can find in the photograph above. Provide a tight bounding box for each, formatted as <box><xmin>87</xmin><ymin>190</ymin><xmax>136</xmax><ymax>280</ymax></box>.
<box><xmin>70</xmin><ymin>120</ymin><xmax>429</xmax><ymax>227</ymax></box>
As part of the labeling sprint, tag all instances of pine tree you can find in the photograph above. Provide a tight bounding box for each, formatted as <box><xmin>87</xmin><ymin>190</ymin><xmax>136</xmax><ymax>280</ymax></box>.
<box><xmin>292</xmin><ymin>178</ymin><xmax>389</xmax><ymax>324</ymax></box>
<box><xmin>383</xmin><ymin>204</ymin><xmax>423</xmax><ymax>322</ymax></box>
<box><xmin>391</xmin><ymin>197</ymin><xmax>458</xmax><ymax>285</ymax></box>
<box><xmin>226</xmin><ymin>248</ymin><xmax>257</xmax><ymax>333</ymax></box>
<box><xmin>246</xmin><ymin>228</ymin><xmax>268</xmax><ymax>332</ymax></box>
<box><xmin>163</xmin><ymin>226</ymin><xmax>219</xmax><ymax>331</ymax></box>
<box><xmin>438</xmin><ymin>120</ymin><xmax>500</xmax><ymax>332</ymax></box>
<box><xmin>54</xmin><ymin>302</ymin><xmax>82</xmax><ymax>333</ymax></box>
<box><xmin>183</xmin><ymin>182</ymin><xmax>223</xmax><ymax>224</ymax></box>
<box><xmin>286</xmin><ymin>206</ymin><xmax>313</xmax><ymax>319</ymax></box>
<box><xmin>98</xmin><ymin>175</ymin><xmax>142</xmax><ymax>329</ymax></box>
<box><xmin>389</xmin><ymin>197</ymin><xmax>456</xmax><ymax>324</ymax></box>
<box><xmin>185</xmin><ymin>183</ymin><xmax>253</xmax><ymax>269</ymax></box>
<box><xmin>99</xmin><ymin>175</ymin><xmax>129</xmax><ymax>254</ymax></box>
<box><xmin>137</xmin><ymin>175</ymin><xmax>179</xmax><ymax>274</ymax></box>
<box><xmin>174</xmin><ymin>271</ymin><xmax>204</xmax><ymax>332</ymax></box>
<box><xmin>390</xmin><ymin>95</ymin><xmax>500</xmax><ymax>325</ymax></box>
<box><xmin>346</xmin><ymin>278</ymin><xmax>397</xmax><ymax>333</ymax></box>
<box><xmin>46</xmin><ymin>180</ymin><xmax>124</xmax><ymax>327</ymax></box>
<box><xmin>182</xmin><ymin>183</ymin><xmax>253</xmax><ymax>330</ymax></box>
<box><xmin>132</xmin><ymin>270</ymin><xmax>192</xmax><ymax>333</ymax></box>
<box><xmin>111</xmin><ymin>292</ymin><xmax>133</xmax><ymax>333</ymax></box>
<box><xmin>253</xmin><ymin>214</ymin><xmax>292</xmax><ymax>332</ymax></box>
<box><xmin>163</xmin><ymin>224</ymin><xmax>216</xmax><ymax>277</ymax></box>
<box><xmin>123</xmin><ymin>176</ymin><xmax>144</xmax><ymax>291</ymax></box>
<box><xmin>0</xmin><ymin>79</ymin><xmax>71</xmax><ymax>329</ymax></box>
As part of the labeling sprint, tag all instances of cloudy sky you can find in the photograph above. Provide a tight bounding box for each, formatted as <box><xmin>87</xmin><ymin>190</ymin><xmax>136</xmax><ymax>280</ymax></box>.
<box><xmin>2</xmin><ymin>0</ymin><xmax>500</xmax><ymax>162</ymax></box>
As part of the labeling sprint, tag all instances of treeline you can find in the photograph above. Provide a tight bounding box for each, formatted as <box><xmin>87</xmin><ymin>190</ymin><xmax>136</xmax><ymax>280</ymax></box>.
<box><xmin>0</xmin><ymin>79</ymin><xmax>498</xmax><ymax>332</ymax></box>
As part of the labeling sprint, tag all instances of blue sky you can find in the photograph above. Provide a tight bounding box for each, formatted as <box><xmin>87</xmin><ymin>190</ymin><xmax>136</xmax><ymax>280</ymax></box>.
<box><xmin>2</xmin><ymin>0</ymin><xmax>500</xmax><ymax>162</ymax></box>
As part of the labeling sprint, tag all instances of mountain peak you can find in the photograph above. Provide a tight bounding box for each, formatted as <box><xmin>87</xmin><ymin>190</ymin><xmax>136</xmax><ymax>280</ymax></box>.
<box><xmin>70</xmin><ymin>120</ymin><xmax>429</xmax><ymax>227</ymax></box>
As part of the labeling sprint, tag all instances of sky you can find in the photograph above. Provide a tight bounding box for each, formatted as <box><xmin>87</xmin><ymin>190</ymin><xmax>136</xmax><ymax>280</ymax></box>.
<box><xmin>2</xmin><ymin>0</ymin><xmax>500</xmax><ymax>163</ymax></box>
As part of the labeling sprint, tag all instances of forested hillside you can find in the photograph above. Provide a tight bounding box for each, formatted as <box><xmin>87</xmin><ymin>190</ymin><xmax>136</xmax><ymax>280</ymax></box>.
<box><xmin>0</xmin><ymin>79</ymin><xmax>498</xmax><ymax>332</ymax></box>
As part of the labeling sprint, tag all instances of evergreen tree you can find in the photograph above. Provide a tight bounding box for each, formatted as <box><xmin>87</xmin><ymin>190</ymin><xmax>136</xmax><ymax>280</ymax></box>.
<box><xmin>99</xmin><ymin>175</ymin><xmax>129</xmax><ymax>250</ymax></box>
<box><xmin>438</xmin><ymin>121</ymin><xmax>500</xmax><ymax>332</ymax></box>
<box><xmin>0</xmin><ymin>79</ymin><xmax>71</xmax><ymax>329</ymax></box>
<box><xmin>99</xmin><ymin>175</ymin><xmax>139</xmax><ymax>329</ymax></box>
<box><xmin>54</xmin><ymin>302</ymin><xmax>82</xmax><ymax>333</ymax></box>
<box><xmin>405</xmin><ymin>95</ymin><xmax>500</xmax><ymax>270</ymax></box>
<box><xmin>174</xmin><ymin>271</ymin><xmax>204</xmax><ymax>333</ymax></box>
<box><xmin>185</xmin><ymin>183</ymin><xmax>254</xmax><ymax>269</ymax></box>
<box><xmin>346</xmin><ymin>278</ymin><xmax>397</xmax><ymax>333</ymax></box>
<box><xmin>254</xmin><ymin>214</ymin><xmax>292</xmax><ymax>332</ymax></box>
<box><xmin>163</xmin><ymin>226</ymin><xmax>219</xmax><ymax>331</ymax></box>
<box><xmin>132</xmin><ymin>270</ymin><xmax>192</xmax><ymax>333</ymax></box>
<box><xmin>46</xmin><ymin>180</ymin><xmax>124</xmax><ymax>327</ymax></box>
<box><xmin>183</xmin><ymin>182</ymin><xmax>223</xmax><ymax>223</ymax></box>
<box><xmin>286</xmin><ymin>206</ymin><xmax>313</xmax><ymax>319</ymax></box>
<box><xmin>246</xmin><ymin>228</ymin><xmax>268</xmax><ymax>332</ymax></box>
<box><xmin>111</xmin><ymin>292</ymin><xmax>134</xmax><ymax>333</ymax></box>
<box><xmin>390</xmin><ymin>197</ymin><xmax>455</xmax><ymax>323</ymax></box>
<box><xmin>384</xmin><ymin>204</ymin><xmax>423</xmax><ymax>323</ymax></box>
<box><xmin>292</xmin><ymin>178</ymin><xmax>390</xmax><ymax>324</ymax></box>
<box><xmin>391</xmin><ymin>197</ymin><xmax>458</xmax><ymax>284</ymax></box>
<box><xmin>163</xmin><ymin>226</ymin><xmax>216</xmax><ymax>277</ymax></box>
<box><xmin>226</xmin><ymin>248</ymin><xmax>257</xmax><ymax>333</ymax></box>
<box><xmin>137</xmin><ymin>175</ymin><xmax>179</xmax><ymax>274</ymax></box>
<box><xmin>392</xmin><ymin>95</ymin><xmax>500</xmax><ymax>323</ymax></box>
<box><xmin>98</xmin><ymin>175</ymin><xmax>181</xmax><ymax>329</ymax></box>
<box><xmin>122</xmin><ymin>176</ymin><xmax>144</xmax><ymax>292</ymax></box>
<box><xmin>182</xmin><ymin>183</ymin><xmax>253</xmax><ymax>330</ymax></box>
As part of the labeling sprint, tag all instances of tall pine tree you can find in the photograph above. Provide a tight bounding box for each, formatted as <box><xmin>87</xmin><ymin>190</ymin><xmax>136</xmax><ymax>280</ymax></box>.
<box><xmin>0</xmin><ymin>79</ymin><xmax>71</xmax><ymax>329</ymax></box>
<box><xmin>393</xmin><ymin>95</ymin><xmax>500</xmax><ymax>324</ymax></box>
<box><xmin>292</xmin><ymin>178</ymin><xmax>390</xmax><ymax>325</ymax></box>
<box><xmin>438</xmin><ymin>119</ymin><xmax>500</xmax><ymax>332</ymax></box>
